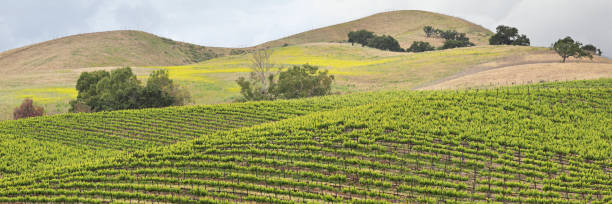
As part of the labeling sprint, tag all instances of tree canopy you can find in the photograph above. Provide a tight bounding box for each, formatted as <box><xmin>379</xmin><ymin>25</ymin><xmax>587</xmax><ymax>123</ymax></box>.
<box><xmin>489</xmin><ymin>25</ymin><xmax>530</xmax><ymax>46</ymax></box>
<box><xmin>70</xmin><ymin>67</ymin><xmax>190</xmax><ymax>112</ymax></box>
<box><xmin>421</xmin><ymin>26</ymin><xmax>474</xmax><ymax>50</ymax></box>
<box><xmin>348</xmin><ymin>30</ymin><xmax>375</xmax><ymax>47</ymax></box>
<box><xmin>366</xmin><ymin>35</ymin><xmax>403</xmax><ymax>52</ymax></box>
<box><xmin>348</xmin><ymin>30</ymin><xmax>404</xmax><ymax>52</ymax></box>
<box><xmin>581</xmin><ymin>44</ymin><xmax>602</xmax><ymax>56</ymax></box>
<box><xmin>552</xmin><ymin>36</ymin><xmax>592</xmax><ymax>63</ymax></box>
<box><xmin>407</xmin><ymin>41</ymin><xmax>434</xmax><ymax>52</ymax></box>
<box><xmin>441</xmin><ymin>40</ymin><xmax>475</xmax><ymax>50</ymax></box>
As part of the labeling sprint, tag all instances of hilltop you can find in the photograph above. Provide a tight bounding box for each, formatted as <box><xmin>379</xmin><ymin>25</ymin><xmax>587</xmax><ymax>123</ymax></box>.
<box><xmin>0</xmin><ymin>30</ymin><xmax>229</xmax><ymax>73</ymax></box>
<box><xmin>255</xmin><ymin>10</ymin><xmax>494</xmax><ymax>49</ymax></box>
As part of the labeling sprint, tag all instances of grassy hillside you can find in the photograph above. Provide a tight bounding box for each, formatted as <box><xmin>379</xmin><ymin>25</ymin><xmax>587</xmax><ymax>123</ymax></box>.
<box><xmin>0</xmin><ymin>79</ymin><xmax>610</xmax><ymax>203</ymax></box>
<box><xmin>255</xmin><ymin>10</ymin><xmax>494</xmax><ymax>49</ymax></box>
<box><xmin>1</xmin><ymin>43</ymin><xmax>611</xmax><ymax>120</ymax></box>
<box><xmin>0</xmin><ymin>30</ymin><xmax>228</xmax><ymax>73</ymax></box>
<box><xmin>421</xmin><ymin>63</ymin><xmax>612</xmax><ymax>90</ymax></box>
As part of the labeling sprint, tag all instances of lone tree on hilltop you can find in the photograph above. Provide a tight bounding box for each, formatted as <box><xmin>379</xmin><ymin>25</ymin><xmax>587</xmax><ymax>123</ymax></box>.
<box><xmin>348</xmin><ymin>30</ymin><xmax>375</xmax><ymax>46</ymax></box>
<box><xmin>553</xmin><ymin>36</ymin><xmax>592</xmax><ymax>63</ymax></box>
<box><xmin>489</xmin><ymin>25</ymin><xmax>530</xmax><ymax>46</ymax></box>
<box><xmin>14</xmin><ymin>98</ymin><xmax>44</xmax><ymax>119</ymax></box>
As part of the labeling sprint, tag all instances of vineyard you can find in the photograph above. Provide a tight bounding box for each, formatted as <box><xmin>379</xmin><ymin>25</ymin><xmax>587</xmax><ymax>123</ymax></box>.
<box><xmin>0</xmin><ymin>79</ymin><xmax>611</xmax><ymax>203</ymax></box>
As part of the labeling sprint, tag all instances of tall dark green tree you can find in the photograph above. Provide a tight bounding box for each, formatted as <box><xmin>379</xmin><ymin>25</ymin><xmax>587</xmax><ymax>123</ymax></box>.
<box><xmin>348</xmin><ymin>30</ymin><xmax>375</xmax><ymax>46</ymax></box>
<box><xmin>553</xmin><ymin>36</ymin><xmax>592</xmax><ymax>63</ymax></box>
<box><xmin>489</xmin><ymin>25</ymin><xmax>530</xmax><ymax>46</ymax></box>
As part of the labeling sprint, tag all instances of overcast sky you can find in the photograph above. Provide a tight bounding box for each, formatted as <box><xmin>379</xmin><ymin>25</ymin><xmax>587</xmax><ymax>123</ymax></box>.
<box><xmin>0</xmin><ymin>0</ymin><xmax>610</xmax><ymax>57</ymax></box>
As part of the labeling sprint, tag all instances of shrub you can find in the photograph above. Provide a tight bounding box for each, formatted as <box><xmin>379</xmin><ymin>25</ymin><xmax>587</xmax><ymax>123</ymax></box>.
<box><xmin>13</xmin><ymin>98</ymin><xmax>44</xmax><ymax>119</ymax></box>
<box><xmin>440</xmin><ymin>40</ymin><xmax>475</xmax><ymax>49</ymax></box>
<box><xmin>229</xmin><ymin>49</ymin><xmax>247</xmax><ymax>55</ymax></box>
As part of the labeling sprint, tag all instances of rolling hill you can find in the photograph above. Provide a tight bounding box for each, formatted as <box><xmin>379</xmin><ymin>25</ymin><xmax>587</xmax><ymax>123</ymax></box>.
<box><xmin>0</xmin><ymin>79</ymin><xmax>610</xmax><ymax>203</ymax></box>
<box><xmin>255</xmin><ymin>10</ymin><xmax>494</xmax><ymax>49</ymax></box>
<box><xmin>0</xmin><ymin>10</ymin><xmax>492</xmax><ymax>74</ymax></box>
<box><xmin>0</xmin><ymin>30</ymin><xmax>229</xmax><ymax>73</ymax></box>
<box><xmin>0</xmin><ymin>9</ymin><xmax>610</xmax><ymax>122</ymax></box>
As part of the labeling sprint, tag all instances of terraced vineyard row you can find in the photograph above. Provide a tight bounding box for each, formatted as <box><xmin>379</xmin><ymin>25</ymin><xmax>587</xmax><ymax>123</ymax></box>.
<box><xmin>0</xmin><ymin>91</ymin><xmax>410</xmax><ymax>177</ymax></box>
<box><xmin>1</xmin><ymin>80</ymin><xmax>610</xmax><ymax>203</ymax></box>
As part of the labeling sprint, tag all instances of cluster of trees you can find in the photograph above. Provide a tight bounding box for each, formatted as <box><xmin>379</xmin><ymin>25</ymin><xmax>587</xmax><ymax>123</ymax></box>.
<box><xmin>348</xmin><ymin>30</ymin><xmax>403</xmax><ymax>52</ymax></box>
<box><xmin>236</xmin><ymin>49</ymin><xmax>334</xmax><ymax>101</ymax></box>
<box><xmin>13</xmin><ymin>98</ymin><xmax>44</xmax><ymax>119</ymax></box>
<box><xmin>552</xmin><ymin>37</ymin><xmax>601</xmax><ymax>63</ymax></box>
<box><xmin>423</xmin><ymin>26</ymin><xmax>475</xmax><ymax>49</ymax></box>
<box><xmin>405</xmin><ymin>26</ymin><xmax>477</xmax><ymax>53</ymax></box>
<box><xmin>489</xmin><ymin>25</ymin><xmax>530</xmax><ymax>46</ymax></box>
<box><xmin>70</xmin><ymin>67</ymin><xmax>191</xmax><ymax>112</ymax></box>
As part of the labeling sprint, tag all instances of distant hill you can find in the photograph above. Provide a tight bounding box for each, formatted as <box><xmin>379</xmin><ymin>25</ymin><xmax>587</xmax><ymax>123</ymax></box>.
<box><xmin>0</xmin><ymin>10</ymin><xmax>492</xmax><ymax>73</ymax></box>
<box><xmin>0</xmin><ymin>30</ymin><xmax>230</xmax><ymax>73</ymax></box>
<box><xmin>255</xmin><ymin>10</ymin><xmax>493</xmax><ymax>49</ymax></box>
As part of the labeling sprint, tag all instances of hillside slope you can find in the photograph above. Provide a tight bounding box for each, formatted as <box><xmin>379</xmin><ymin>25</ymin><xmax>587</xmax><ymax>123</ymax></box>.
<box><xmin>0</xmin><ymin>30</ymin><xmax>229</xmax><ymax>73</ymax></box>
<box><xmin>2</xmin><ymin>43</ymin><xmax>611</xmax><ymax>120</ymax></box>
<box><xmin>421</xmin><ymin>63</ymin><xmax>612</xmax><ymax>90</ymax></box>
<box><xmin>255</xmin><ymin>10</ymin><xmax>494</xmax><ymax>49</ymax></box>
<box><xmin>1</xmin><ymin>80</ymin><xmax>610</xmax><ymax>203</ymax></box>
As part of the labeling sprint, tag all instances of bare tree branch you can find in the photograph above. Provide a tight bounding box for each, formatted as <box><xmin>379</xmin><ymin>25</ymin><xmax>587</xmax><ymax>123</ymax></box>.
<box><xmin>250</xmin><ymin>49</ymin><xmax>273</xmax><ymax>93</ymax></box>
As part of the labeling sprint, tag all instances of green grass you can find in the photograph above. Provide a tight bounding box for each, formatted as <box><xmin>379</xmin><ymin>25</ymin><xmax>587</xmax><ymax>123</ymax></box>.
<box><xmin>0</xmin><ymin>79</ymin><xmax>610</xmax><ymax>203</ymax></box>
<box><xmin>146</xmin><ymin>44</ymin><xmax>547</xmax><ymax>104</ymax></box>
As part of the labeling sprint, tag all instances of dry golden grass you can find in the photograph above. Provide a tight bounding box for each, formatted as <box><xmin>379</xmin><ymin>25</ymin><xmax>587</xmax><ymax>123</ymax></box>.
<box><xmin>0</xmin><ymin>30</ymin><xmax>230</xmax><ymax>74</ymax></box>
<box><xmin>420</xmin><ymin>62</ymin><xmax>612</xmax><ymax>90</ymax></box>
<box><xmin>255</xmin><ymin>10</ymin><xmax>493</xmax><ymax>49</ymax></box>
